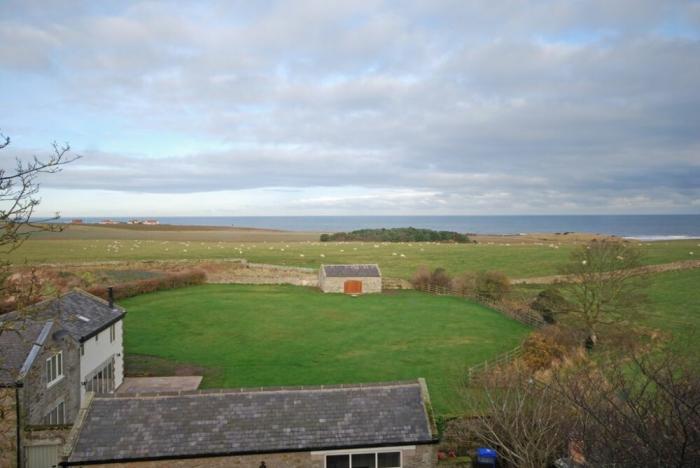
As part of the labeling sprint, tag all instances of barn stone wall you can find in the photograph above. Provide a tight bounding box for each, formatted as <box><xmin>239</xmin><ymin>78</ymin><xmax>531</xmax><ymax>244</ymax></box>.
<box><xmin>0</xmin><ymin>387</ymin><xmax>18</xmax><ymax>468</ymax></box>
<box><xmin>62</xmin><ymin>444</ymin><xmax>436</xmax><ymax>467</ymax></box>
<box><xmin>319</xmin><ymin>276</ymin><xmax>382</xmax><ymax>294</ymax></box>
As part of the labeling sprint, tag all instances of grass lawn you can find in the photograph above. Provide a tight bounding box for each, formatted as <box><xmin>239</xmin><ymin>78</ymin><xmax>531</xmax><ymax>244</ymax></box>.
<box><xmin>11</xmin><ymin>238</ymin><xmax>699</xmax><ymax>279</ymax></box>
<box><xmin>121</xmin><ymin>284</ymin><xmax>531</xmax><ymax>415</ymax></box>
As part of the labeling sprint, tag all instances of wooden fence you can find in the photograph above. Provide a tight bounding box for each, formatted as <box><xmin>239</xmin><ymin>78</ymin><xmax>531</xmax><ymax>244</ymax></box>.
<box><xmin>465</xmin><ymin>345</ymin><xmax>524</xmax><ymax>383</ymax></box>
<box><xmin>416</xmin><ymin>284</ymin><xmax>546</xmax><ymax>328</ymax></box>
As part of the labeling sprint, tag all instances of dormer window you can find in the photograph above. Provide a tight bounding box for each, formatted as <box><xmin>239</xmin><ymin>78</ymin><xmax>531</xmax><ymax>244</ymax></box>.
<box><xmin>46</xmin><ymin>351</ymin><xmax>63</xmax><ymax>387</ymax></box>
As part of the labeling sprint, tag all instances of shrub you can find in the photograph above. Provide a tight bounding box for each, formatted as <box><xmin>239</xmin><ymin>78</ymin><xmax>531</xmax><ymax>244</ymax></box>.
<box><xmin>475</xmin><ymin>271</ymin><xmax>511</xmax><ymax>302</ymax></box>
<box><xmin>88</xmin><ymin>269</ymin><xmax>206</xmax><ymax>300</ymax></box>
<box><xmin>410</xmin><ymin>265</ymin><xmax>432</xmax><ymax>289</ymax></box>
<box><xmin>430</xmin><ymin>267</ymin><xmax>452</xmax><ymax>288</ymax></box>
<box><xmin>451</xmin><ymin>272</ymin><xmax>476</xmax><ymax>297</ymax></box>
<box><xmin>531</xmin><ymin>287</ymin><xmax>570</xmax><ymax>324</ymax></box>
<box><xmin>319</xmin><ymin>233</ymin><xmax>330</xmax><ymax>242</ymax></box>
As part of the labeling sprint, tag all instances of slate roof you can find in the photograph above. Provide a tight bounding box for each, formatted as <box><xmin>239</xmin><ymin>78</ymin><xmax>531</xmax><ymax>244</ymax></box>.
<box><xmin>322</xmin><ymin>264</ymin><xmax>381</xmax><ymax>278</ymax></box>
<box><xmin>0</xmin><ymin>319</ymin><xmax>51</xmax><ymax>386</ymax></box>
<box><xmin>65</xmin><ymin>381</ymin><xmax>436</xmax><ymax>464</ymax></box>
<box><xmin>1</xmin><ymin>289</ymin><xmax>125</xmax><ymax>343</ymax></box>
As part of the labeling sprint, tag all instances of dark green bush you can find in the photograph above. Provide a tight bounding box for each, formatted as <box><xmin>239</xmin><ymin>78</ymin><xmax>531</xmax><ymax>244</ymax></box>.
<box><xmin>320</xmin><ymin>227</ymin><xmax>470</xmax><ymax>243</ymax></box>
<box><xmin>475</xmin><ymin>271</ymin><xmax>511</xmax><ymax>302</ymax></box>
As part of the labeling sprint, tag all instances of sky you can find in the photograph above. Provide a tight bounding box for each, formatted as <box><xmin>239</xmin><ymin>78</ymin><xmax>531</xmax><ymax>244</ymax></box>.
<box><xmin>1</xmin><ymin>0</ymin><xmax>699</xmax><ymax>217</ymax></box>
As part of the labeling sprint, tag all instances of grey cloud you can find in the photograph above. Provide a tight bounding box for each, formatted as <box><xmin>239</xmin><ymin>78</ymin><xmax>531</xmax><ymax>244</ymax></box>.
<box><xmin>2</xmin><ymin>0</ymin><xmax>699</xmax><ymax>213</ymax></box>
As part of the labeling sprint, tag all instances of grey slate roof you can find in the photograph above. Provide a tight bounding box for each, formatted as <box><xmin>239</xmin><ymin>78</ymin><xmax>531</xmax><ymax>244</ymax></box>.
<box><xmin>322</xmin><ymin>264</ymin><xmax>381</xmax><ymax>278</ymax></box>
<box><xmin>0</xmin><ymin>319</ymin><xmax>50</xmax><ymax>386</ymax></box>
<box><xmin>1</xmin><ymin>289</ymin><xmax>125</xmax><ymax>343</ymax></box>
<box><xmin>66</xmin><ymin>381</ymin><xmax>435</xmax><ymax>464</ymax></box>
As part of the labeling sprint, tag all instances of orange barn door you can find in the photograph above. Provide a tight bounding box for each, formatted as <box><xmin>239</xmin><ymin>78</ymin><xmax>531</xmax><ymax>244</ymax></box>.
<box><xmin>344</xmin><ymin>280</ymin><xmax>363</xmax><ymax>294</ymax></box>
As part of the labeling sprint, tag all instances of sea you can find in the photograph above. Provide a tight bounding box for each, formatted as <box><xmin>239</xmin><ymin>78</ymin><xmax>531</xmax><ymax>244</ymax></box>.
<box><xmin>61</xmin><ymin>215</ymin><xmax>700</xmax><ymax>240</ymax></box>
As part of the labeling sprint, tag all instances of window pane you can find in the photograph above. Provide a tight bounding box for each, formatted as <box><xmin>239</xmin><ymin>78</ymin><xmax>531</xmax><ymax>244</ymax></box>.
<box><xmin>378</xmin><ymin>452</ymin><xmax>401</xmax><ymax>468</ymax></box>
<box><xmin>57</xmin><ymin>353</ymin><xmax>62</xmax><ymax>375</ymax></box>
<box><xmin>327</xmin><ymin>455</ymin><xmax>350</xmax><ymax>468</ymax></box>
<box><xmin>46</xmin><ymin>360</ymin><xmax>52</xmax><ymax>382</ymax></box>
<box><xmin>51</xmin><ymin>357</ymin><xmax>56</xmax><ymax>380</ymax></box>
<box><xmin>58</xmin><ymin>402</ymin><xmax>65</xmax><ymax>424</ymax></box>
<box><xmin>352</xmin><ymin>453</ymin><xmax>376</xmax><ymax>468</ymax></box>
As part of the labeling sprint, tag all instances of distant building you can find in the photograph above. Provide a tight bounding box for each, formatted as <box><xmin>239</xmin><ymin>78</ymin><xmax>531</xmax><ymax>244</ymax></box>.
<box><xmin>98</xmin><ymin>220</ymin><xmax>120</xmax><ymax>225</ymax></box>
<box><xmin>319</xmin><ymin>264</ymin><xmax>382</xmax><ymax>294</ymax></box>
<box><xmin>70</xmin><ymin>219</ymin><xmax>83</xmax><ymax>224</ymax></box>
<box><xmin>142</xmin><ymin>219</ymin><xmax>159</xmax><ymax>225</ymax></box>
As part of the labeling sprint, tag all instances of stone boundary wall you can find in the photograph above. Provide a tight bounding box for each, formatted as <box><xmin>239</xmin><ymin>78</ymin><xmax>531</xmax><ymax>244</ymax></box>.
<box><xmin>205</xmin><ymin>261</ymin><xmax>319</xmax><ymax>287</ymax></box>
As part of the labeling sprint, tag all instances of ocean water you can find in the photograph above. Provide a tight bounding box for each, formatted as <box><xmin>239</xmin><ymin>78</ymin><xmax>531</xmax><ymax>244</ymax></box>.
<box><xmin>62</xmin><ymin>215</ymin><xmax>700</xmax><ymax>239</ymax></box>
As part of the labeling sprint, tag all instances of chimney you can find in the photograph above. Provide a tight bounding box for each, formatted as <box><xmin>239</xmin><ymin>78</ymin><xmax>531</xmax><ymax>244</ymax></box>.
<box><xmin>107</xmin><ymin>287</ymin><xmax>115</xmax><ymax>309</ymax></box>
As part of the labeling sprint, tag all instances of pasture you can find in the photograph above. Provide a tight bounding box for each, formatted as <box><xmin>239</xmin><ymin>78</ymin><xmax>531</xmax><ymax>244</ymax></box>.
<box><xmin>120</xmin><ymin>284</ymin><xmax>531</xmax><ymax>415</ymax></box>
<box><xmin>9</xmin><ymin>236</ymin><xmax>699</xmax><ymax>279</ymax></box>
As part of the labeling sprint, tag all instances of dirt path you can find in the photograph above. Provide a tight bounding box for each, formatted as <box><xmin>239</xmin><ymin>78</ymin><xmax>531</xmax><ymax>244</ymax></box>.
<box><xmin>512</xmin><ymin>259</ymin><xmax>700</xmax><ymax>285</ymax></box>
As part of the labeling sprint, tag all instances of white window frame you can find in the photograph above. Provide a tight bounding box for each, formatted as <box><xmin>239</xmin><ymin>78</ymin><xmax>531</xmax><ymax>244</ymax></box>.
<box><xmin>46</xmin><ymin>351</ymin><xmax>64</xmax><ymax>388</ymax></box>
<box><xmin>43</xmin><ymin>400</ymin><xmax>65</xmax><ymax>425</ymax></box>
<box><xmin>316</xmin><ymin>447</ymin><xmax>406</xmax><ymax>468</ymax></box>
<box><xmin>109</xmin><ymin>324</ymin><xmax>116</xmax><ymax>342</ymax></box>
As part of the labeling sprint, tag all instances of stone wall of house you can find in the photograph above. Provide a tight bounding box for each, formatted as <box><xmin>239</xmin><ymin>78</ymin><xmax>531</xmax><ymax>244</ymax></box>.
<box><xmin>62</xmin><ymin>445</ymin><xmax>437</xmax><ymax>467</ymax></box>
<box><xmin>402</xmin><ymin>443</ymin><xmax>438</xmax><ymax>467</ymax></box>
<box><xmin>23</xmin><ymin>327</ymin><xmax>81</xmax><ymax>426</ymax></box>
<box><xmin>63</xmin><ymin>451</ymin><xmax>323</xmax><ymax>468</ymax></box>
<box><xmin>0</xmin><ymin>387</ymin><xmax>18</xmax><ymax>468</ymax></box>
<box><xmin>320</xmin><ymin>276</ymin><xmax>383</xmax><ymax>294</ymax></box>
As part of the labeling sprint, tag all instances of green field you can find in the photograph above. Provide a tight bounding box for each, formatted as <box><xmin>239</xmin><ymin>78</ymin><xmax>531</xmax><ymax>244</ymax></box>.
<box><xmin>643</xmin><ymin>268</ymin><xmax>700</xmax><ymax>347</ymax></box>
<box><xmin>121</xmin><ymin>284</ymin><xmax>530</xmax><ymax>415</ymax></box>
<box><xmin>10</xmin><ymin>237</ymin><xmax>699</xmax><ymax>279</ymax></box>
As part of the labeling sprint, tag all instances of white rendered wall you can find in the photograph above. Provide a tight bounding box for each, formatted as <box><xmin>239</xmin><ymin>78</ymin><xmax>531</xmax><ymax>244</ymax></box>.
<box><xmin>79</xmin><ymin>319</ymin><xmax>124</xmax><ymax>402</ymax></box>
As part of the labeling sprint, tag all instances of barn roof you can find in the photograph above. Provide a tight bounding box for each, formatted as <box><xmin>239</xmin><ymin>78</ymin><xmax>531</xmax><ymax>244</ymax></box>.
<box><xmin>64</xmin><ymin>380</ymin><xmax>437</xmax><ymax>464</ymax></box>
<box><xmin>322</xmin><ymin>264</ymin><xmax>381</xmax><ymax>277</ymax></box>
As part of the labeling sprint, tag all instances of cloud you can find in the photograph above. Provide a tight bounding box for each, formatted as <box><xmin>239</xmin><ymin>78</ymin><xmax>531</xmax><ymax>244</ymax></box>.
<box><xmin>1</xmin><ymin>0</ymin><xmax>699</xmax><ymax>215</ymax></box>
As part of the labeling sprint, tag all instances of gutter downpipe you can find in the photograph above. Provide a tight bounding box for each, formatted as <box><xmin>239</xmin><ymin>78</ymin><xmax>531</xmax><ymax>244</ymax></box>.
<box><xmin>15</xmin><ymin>384</ymin><xmax>22</xmax><ymax>468</ymax></box>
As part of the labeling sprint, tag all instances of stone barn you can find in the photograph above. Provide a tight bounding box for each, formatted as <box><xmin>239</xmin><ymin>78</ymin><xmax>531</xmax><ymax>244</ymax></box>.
<box><xmin>319</xmin><ymin>264</ymin><xmax>382</xmax><ymax>294</ymax></box>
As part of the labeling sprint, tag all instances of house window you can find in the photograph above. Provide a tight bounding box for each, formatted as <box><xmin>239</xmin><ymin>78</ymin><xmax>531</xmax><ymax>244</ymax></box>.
<box><xmin>109</xmin><ymin>324</ymin><xmax>116</xmax><ymax>342</ymax></box>
<box><xmin>326</xmin><ymin>452</ymin><xmax>401</xmax><ymax>468</ymax></box>
<box><xmin>85</xmin><ymin>356</ymin><xmax>116</xmax><ymax>394</ymax></box>
<box><xmin>46</xmin><ymin>352</ymin><xmax>63</xmax><ymax>387</ymax></box>
<box><xmin>44</xmin><ymin>401</ymin><xmax>65</xmax><ymax>425</ymax></box>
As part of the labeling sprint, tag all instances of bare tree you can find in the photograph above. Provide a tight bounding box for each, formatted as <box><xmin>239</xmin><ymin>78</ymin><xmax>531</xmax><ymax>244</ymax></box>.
<box><xmin>554</xmin><ymin>239</ymin><xmax>648</xmax><ymax>346</ymax></box>
<box><xmin>551</xmin><ymin>349</ymin><xmax>700</xmax><ymax>467</ymax></box>
<box><xmin>1</xmin><ymin>132</ymin><xmax>78</xmax><ymax>256</ymax></box>
<box><xmin>462</xmin><ymin>367</ymin><xmax>570</xmax><ymax>468</ymax></box>
<box><xmin>0</xmin><ymin>131</ymin><xmax>79</xmax><ymax>312</ymax></box>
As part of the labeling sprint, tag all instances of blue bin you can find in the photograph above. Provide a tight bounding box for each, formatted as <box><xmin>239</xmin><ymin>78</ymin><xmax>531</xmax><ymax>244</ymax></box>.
<box><xmin>475</xmin><ymin>447</ymin><xmax>497</xmax><ymax>467</ymax></box>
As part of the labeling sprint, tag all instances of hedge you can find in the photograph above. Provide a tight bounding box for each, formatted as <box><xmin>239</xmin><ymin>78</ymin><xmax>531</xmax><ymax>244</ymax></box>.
<box><xmin>87</xmin><ymin>269</ymin><xmax>207</xmax><ymax>300</ymax></box>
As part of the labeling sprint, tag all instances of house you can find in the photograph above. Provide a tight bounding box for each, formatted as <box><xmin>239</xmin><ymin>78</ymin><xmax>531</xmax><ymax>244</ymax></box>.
<box><xmin>142</xmin><ymin>219</ymin><xmax>159</xmax><ymax>225</ymax></box>
<box><xmin>0</xmin><ymin>290</ymin><xmax>125</xmax><ymax>468</ymax></box>
<box><xmin>70</xmin><ymin>219</ymin><xmax>83</xmax><ymax>224</ymax></box>
<box><xmin>60</xmin><ymin>379</ymin><xmax>438</xmax><ymax>467</ymax></box>
<box><xmin>319</xmin><ymin>264</ymin><xmax>382</xmax><ymax>294</ymax></box>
